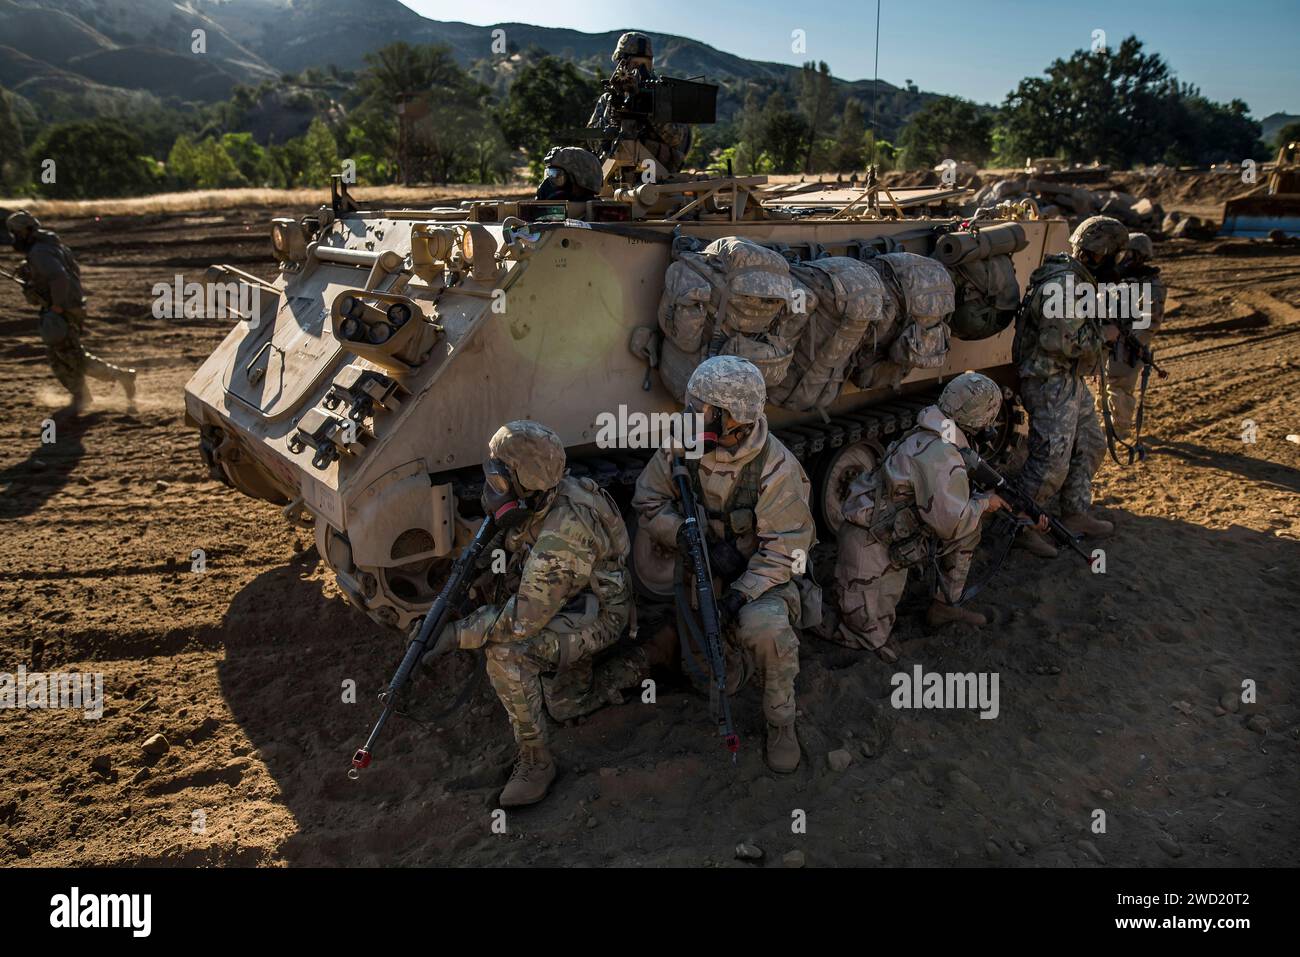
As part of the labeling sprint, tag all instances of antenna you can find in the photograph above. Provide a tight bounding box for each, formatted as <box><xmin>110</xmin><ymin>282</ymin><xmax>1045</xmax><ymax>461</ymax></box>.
<box><xmin>871</xmin><ymin>0</ymin><xmax>881</xmax><ymax>169</ymax></box>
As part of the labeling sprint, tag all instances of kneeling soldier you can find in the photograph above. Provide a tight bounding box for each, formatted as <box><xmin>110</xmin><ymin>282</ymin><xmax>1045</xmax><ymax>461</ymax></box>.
<box><xmin>631</xmin><ymin>356</ymin><xmax>815</xmax><ymax>772</ymax></box>
<box><xmin>424</xmin><ymin>420</ymin><xmax>633</xmax><ymax>807</ymax></box>
<box><xmin>833</xmin><ymin>372</ymin><xmax>1042</xmax><ymax>662</ymax></box>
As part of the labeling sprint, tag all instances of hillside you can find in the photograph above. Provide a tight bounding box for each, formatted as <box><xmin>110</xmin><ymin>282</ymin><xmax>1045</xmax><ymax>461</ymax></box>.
<box><xmin>2</xmin><ymin>0</ymin><xmax>934</xmax><ymax>136</ymax></box>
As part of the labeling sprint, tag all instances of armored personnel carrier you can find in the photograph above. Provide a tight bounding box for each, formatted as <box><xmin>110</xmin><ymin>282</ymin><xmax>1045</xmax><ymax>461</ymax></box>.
<box><xmin>184</xmin><ymin>158</ymin><xmax>1067</xmax><ymax>631</ymax></box>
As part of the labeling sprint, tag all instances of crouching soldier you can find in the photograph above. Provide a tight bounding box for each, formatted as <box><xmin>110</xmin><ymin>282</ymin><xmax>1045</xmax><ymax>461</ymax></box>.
<box><xmin>832</xmin><ymin>373</ymin><xmax>1044</xmax><ymax>663</ymax></box>
<box><xmin>422</xmin><ymin>420</ymin><xmax>635</xmax><ymax>807</ymax></box>
<box><xmin>631</xmin><ymin>356</ymin><xmax>815</xmax><ymax>772</ymax></box>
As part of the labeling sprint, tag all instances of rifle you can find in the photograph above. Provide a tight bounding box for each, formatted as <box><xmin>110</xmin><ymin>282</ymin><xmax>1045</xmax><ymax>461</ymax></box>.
<box><xmin>670</xmin><ymin>454</ymin><xmax>739</xmax><ymax>761</ymax></box>
<box><xmin>1111</xmin><ymin>325</ymin><xmax>1169</xmax><ymax>380</ymax></box>
<box><xmin>2</xmin><ymin>264</ymin><xmax>48</xmax><ymax>309</ymax></box>
<box><xmin>959</xmin><ymin>448</ymin><xmax>1091</xmax><ymax>562</ymax></box>
<box><xmin>349</xmin><ymin>505</ymin><xmax>519</xmax><ymax>777</ymax></box>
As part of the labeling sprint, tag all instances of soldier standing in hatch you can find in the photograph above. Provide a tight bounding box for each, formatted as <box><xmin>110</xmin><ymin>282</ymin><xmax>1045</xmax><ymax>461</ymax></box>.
<box><xmin>421</xmin><ymin>420</ymin><xmax>638</xmax><ymax>807</ymax></box>
<box><xmin>587</xmin><ymin>31</ymin><xmax>693</xmax><ymax>175</ymax></box>
<box><xmin>533</xmin><ymin>146</ymin><xmax>604</xmax><ymax>202</ymax></box>
<box><xmin>1011</xmin><ymin>214</ymin><xmax>1126</xmax><ymax>557</ymax></box>
<box><xmin>6</xmin><ymin>210</ymin><xmax>136</xmax><ymax>414</ymax></box>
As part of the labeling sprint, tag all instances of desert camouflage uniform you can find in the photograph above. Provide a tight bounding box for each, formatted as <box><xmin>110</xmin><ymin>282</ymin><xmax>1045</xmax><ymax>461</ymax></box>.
<box><xmin>449</xmin><ymin>475</ymin><xmax>633</xmax><ymax>745</ymax></box>
<box><xmin>628</xmin><ymin>418</ymin><xmax>814</xmax><ymax>724</ymax></box>
<box><xmin>22</xmin><ymin>231</ymin><xmax>132</xmax><ymax>400</ymax></box>
<box><xmin>835</xmin><ymin>406</ymin><xmax>992</xmax><ymax>650</ymax></box>
<box><xmin>1100</xmin><ymin>262</ymin><xmax>1166</xmax><ymax>439</ymax></box>
<box><xmin>1013</xmin><ymin>255</ymin><xmax>1107</xmax><ymax>515</ymax></box>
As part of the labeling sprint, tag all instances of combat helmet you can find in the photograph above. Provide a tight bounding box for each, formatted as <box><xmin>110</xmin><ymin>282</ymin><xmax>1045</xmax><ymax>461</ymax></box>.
<box><xmin>1069</xmin><ymin>215</ymin><xmax>1129</xmax><ymax>260</ymax></box>
<box><xmin>686</xmin><ymin>355</ymin><xmax>767</xmax><ymax>424</ymax></box>
<box><xmin>938</xmin><ymin>372</ymin><xmax>1002</xmax><ymax>433</ymax></box>
<box><xmin>613</xmin><ymin>31</ymin><xmax>653</xmax><ymax>62</ymax></box>
<box><xmin>1127</xmin><ymin>232</ymin><xmax>1154</xmax><ymax>261</ymax></box>
<box><xmin>487</xmin><ymin>420</ymin><xmax>567</xmax><ymax>493</ymax></box>
<box><xmin>541</xmin><ymin>146</ymin><xmax>604</xmax><ymax>196</ymax></box>
<box><xmin>5</xmin><ymin>209</ymin><xmax>40</xmax><ymax>245</ymax></box>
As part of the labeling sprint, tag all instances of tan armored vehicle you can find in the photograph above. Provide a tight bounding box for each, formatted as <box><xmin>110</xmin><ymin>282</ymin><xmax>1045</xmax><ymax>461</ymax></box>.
<box><xmin>185</xmin><ymin>139</ymin><xmax>1067</xmax><ymax>631</ymax></box>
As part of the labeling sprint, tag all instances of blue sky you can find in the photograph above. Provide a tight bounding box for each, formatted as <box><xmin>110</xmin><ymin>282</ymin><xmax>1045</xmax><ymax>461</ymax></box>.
<box><xmin>398</xmin><ymin>0</ymin><xmax>1298</xmax><ymax>117</ymax></box>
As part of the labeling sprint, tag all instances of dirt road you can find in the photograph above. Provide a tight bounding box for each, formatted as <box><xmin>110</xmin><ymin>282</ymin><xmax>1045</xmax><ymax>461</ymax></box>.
<box><xmin>1</xmin><ymin>203</ymin><xmax>1296</xmax><ymax>867</ymax></box>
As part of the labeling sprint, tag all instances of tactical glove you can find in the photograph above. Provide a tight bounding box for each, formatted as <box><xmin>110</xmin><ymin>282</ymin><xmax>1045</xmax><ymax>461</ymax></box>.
<box><xmin>719</xmin><ymin>588</ymin><xmax>748</xmax><ymax>629</ymax></box>
<box><xmin>707</xmin><ymin>539</ymin><xmax>748</xmax><ymax>581</ymax></box>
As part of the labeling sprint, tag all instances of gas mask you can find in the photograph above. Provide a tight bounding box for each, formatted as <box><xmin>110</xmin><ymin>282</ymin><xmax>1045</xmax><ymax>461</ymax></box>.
<box><xmin>481</xmin><ymin>457</ymin><xmax>533</xmax><ymax>526</ymax></box>
<box><xmin>535</xmin><ymin>167</ymin><xmax>567</xmax><ymax>201</ymax></box>
<box><xmin>971</xmin><ymin>423</ymin><xmax>999</xmax><ymax>448</ymax></box>
<box><xmin>1089</xmin><ymin>253</ymin><xmax>1121</xmax><ymax>282</ymax></box>
<box><xmin>685</xmin><ymin>397</ymin><xmax>748</xmax><ymax>455</ymax></box>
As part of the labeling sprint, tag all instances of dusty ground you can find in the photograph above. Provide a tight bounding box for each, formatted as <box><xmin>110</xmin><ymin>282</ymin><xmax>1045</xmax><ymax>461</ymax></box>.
<box><xmin>0</xmin><ymin>188</ymin><xmax>1297</xmax><ymax>868</ymax></box>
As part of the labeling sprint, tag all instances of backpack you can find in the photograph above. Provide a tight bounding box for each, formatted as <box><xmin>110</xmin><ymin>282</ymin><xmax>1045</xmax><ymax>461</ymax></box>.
<box><xmin>769</xmin><ymin>257</ymin><xmax>886</xmax><ymax>413</ymax></box>
<box><xmin>655</xmin><ymin>236</ymin><xmax>796</xmax><ymax>396</ymax></box>
<box><xmin>849</xmin><ymin>252</ymin><xmax>955</xmax><ymax>389</ymax></box>
<box><xmin>948</xmin><ymin>254</ymin><xmax>1021</xmax><ymax>340</ymax></box>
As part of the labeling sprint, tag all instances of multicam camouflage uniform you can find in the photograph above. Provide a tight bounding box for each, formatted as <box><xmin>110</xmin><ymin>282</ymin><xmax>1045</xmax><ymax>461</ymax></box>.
<box><xmin>450</xmin><ymin>474</ymin><xmax>633</xmax><ymax>747</ymax></box>
<box><xmin>1100</xmin><ymin>234</ymin><xmax>1166</xmax><ymax>440</ymax></box>
<box><xmin>1013</xmin><ymin>253</ymin><xmax>1107</xmax><ymax>515</ymax></box>
<box><xmin>834</xmin><ymin>388</ymin><xmax>996</xmax><ymax>651</ymax></box>
<box><xmin>630</xmin><ymin>416</ymin><xmax>814</xmax><ymax>725</ymax></box>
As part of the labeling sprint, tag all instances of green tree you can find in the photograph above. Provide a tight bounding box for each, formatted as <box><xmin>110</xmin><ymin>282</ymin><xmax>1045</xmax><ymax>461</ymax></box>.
<box><xmin>829</xmin><ymin>98</ymin><xmax>866</xmax><ymax>171</ymax></box>
<box><xmin>297</xmin><ymin>117</ymin><xmax>340</xmax><ymax>187</ymax></box>
<box><xmin>762</xmin><ymin>93</ymin><xmax>808</xmax><ymax>173</ymax></box>
<box><xmin>897</xmin><ymin>96</ymin><xmax>992</xmax><ymax>169</ymax></box>
<box><xmin>1276</xmin><ymin>121</ymin><xmax>1300</xmax><ymax>149</ymax></box>
<box><xmin>498</xmin><ymin>56</ymin><xmax>599</xmax><ymax>176</ymax></box>
<box><xmin>798</xmin><ymin>61</ymin><xmax>834</xmax><ymax>173</ymax></box>
<box><xmin>0</xmin><ymin>87</ymin><xmax>27</xmax><ymax>192</ymax></box>
<box><xmin>999</xmin><ymin>36</ymin><xmax>1172</xmax><ymax>167</ymax></box>
<box><xmin>219</xmin><ymin>132</ymin><xmax>267</xmax><ymax>183</ymax></box>
<box><xmin>30</xmin><ymin>120</ymin><xmax>156</xmax><ymax>198</ymax></box>
<box><xmin>166</xmin><ymin>134</ymin><xmax>246</xmax><ymax>189</ymax></box>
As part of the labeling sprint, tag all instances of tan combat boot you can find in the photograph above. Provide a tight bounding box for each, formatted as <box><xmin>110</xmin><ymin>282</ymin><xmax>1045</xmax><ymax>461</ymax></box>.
<box><xmin>926</xmin><ymin>600</ymin><xmax>988</xmax><ymax>629</ymax></box>
<box><xmin>1062</xmin><ymin>512</ymin><xmax>1113</xmax><ymax>538</ymax></box>
<box><xmin>499</xmin><ymin>743</ymin><xmax>556</xmax><ymax>807</ymax></box>
<box><xmin>765</xmin><ymin>721</ymin><xmax>800</xmax><ymax>774</ymax></box>
<box><xmin>1015</xmin><ymin>527</ymin><xmax>1058</xmax><ymax>558</ymax></box>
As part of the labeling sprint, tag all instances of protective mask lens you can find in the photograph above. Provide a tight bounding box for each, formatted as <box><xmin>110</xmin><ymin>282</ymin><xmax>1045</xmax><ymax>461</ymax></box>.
<box><xmin>686</xmin><ymin>397</ymin><xmax>725</xmax><ymax>452</ymax></box>
<box><xmin>483</xmin><ymin>458</ymin><xmax>514</xmax><ymax>495</ymax></box>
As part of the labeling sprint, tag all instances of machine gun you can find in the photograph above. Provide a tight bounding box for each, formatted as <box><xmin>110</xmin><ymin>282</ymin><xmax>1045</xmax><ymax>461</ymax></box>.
<box><xmin>600</xmin><ymin>73</ymin><xmax>717</xmax><ymax>128</ymax></box>
<box><xmin>670</xmin><ymin>453</ymin><xmax>739</xmax><ymax>761</ymax></box>
<box><xmin>349</xmin><ymin>502</ymin><xmax>525</xmax><ymax>777</ymax></box>
<box><xmin>959</xmin><ymin>448</ymin><xmax>1091</xmax><ymax>562</ymax></box>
